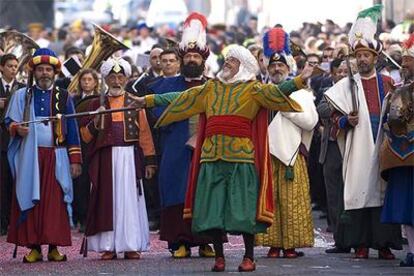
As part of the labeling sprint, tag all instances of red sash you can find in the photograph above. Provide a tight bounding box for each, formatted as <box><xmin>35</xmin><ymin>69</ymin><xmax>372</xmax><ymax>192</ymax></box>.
<box><xmin>183</xmin><ymin>111</ymin><xmax>274</xmax><ymax>226</ymax></box>
<box><xmin>205</xmin><ymin>115</ymin><xmax>252</xmax><ymax>138</ymax></box>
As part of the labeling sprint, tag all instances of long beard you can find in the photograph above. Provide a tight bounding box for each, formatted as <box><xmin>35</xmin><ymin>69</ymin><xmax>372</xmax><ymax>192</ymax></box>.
<box><xmin>182</xmin><ymin>62</ymin><xmax>204</xmax><ymax>78</ymax></box>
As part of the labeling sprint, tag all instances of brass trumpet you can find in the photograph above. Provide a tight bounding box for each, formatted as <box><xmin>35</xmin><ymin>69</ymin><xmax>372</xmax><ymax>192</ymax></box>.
<box><xmin>67</xmin><ymin>24</ymin><xmax>129</xmax><ymax>94</ymax></box>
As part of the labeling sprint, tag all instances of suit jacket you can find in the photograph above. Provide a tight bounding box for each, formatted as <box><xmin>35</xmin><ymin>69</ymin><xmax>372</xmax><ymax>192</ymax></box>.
<box><xmin>0</xmin><ymin>80</ymin><xmax>25</xmax><ymax>151</ymax></box>
<box><xmin>0</xmin><ymin>80</ymin><xmax>25</xmax><ymax>99</ymax></box>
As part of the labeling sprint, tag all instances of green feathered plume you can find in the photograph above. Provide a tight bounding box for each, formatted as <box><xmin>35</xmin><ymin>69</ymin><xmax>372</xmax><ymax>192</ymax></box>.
<box><xmin>357</xmin><ymin>4</ymin><xmax>383</xmax><ymax>23</ymax></box>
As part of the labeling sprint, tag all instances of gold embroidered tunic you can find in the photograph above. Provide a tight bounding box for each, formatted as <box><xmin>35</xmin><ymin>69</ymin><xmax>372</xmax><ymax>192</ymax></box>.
<box><xmin>146</xmin><ymin>77</ymin><xmax>305</xmax><ymax>163</ymax></box>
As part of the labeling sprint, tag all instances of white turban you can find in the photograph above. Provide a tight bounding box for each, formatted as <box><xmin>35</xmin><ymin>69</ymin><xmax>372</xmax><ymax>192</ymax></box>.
<box><xmin>218</xmin><ymin>45</ymin><xmax>259</xmax><ymax>84</ymax></box>
<box><xmin>100</xmin><ymin>57</ymin><xmax>132</xmax><ymax>78</ymax></box>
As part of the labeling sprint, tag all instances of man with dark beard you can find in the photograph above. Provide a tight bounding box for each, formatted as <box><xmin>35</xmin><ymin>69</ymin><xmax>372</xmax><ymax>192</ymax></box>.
<box><xmin>324</xmin><ymin>5</ymin><xmax>402</xmax><ymax>260</ymax></box>
<box><xmin>180</xmin><ymin>52</ymin><xmax>205</xmax><ymax>79</ymax></box>
<box><xmin>147</xmin><ymin>12</ymin><xmax>215</xmax><ymax>258</ymax></box>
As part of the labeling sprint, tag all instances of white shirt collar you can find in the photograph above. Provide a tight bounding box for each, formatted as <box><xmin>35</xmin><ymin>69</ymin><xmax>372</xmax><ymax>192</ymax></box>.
<box><xmin>1</xmin><ymin>78</ymin><xmax>14</xmax><ymax>89</ymax></box>
<box><xmin>82</xmin><ymin>91</ymin><xmax>95</xmax><ymax>99</ymax></box>
<box><xmin>163</xmin><ymin>73</ymin><xmax>180</xmax><ymax>78</ymax></box>
<box><xmin>152</xmin><ymin>70</ymin><xmax>161</xmax><ymax>77</ymax></box>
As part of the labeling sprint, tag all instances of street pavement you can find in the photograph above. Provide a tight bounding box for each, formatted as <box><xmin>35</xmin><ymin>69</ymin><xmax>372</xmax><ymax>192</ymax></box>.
<box><xmin>0</xmin><ymin>211</ymin><xmax>413</xmax><ymax>275</ymax></box>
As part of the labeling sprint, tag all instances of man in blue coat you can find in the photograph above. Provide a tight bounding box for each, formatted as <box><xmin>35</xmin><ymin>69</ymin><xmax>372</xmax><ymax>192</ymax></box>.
<box><xmin>149</xmin><ymin>13</ymin><xmax>215</xmax><ymax>258</ymax></box>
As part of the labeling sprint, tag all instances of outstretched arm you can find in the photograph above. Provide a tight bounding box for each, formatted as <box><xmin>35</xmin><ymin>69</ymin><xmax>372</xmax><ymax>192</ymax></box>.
<box><xmin>142</xmin><ymin>83</ymin><xmax>208</xmax><ymax>127</ymax></box>
<box><xmin>251</xmin><ymin>77</ymin><xmax>305</xmax><ymax>112</ymax></box>
<box><xmin>251</xmin><ymin>62</ymin><xmax>315</xmax><ymax>112</ymax></box>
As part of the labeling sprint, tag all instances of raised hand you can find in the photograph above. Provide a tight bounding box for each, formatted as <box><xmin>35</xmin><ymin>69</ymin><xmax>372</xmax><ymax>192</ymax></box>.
<box><xmin>299</xmin><ymin>62</ymin><xmax>316</xmax><ymax>82</ymax></box>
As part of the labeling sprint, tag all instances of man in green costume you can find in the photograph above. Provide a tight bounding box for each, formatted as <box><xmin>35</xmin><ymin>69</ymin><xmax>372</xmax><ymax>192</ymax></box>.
<box><xmin>136</xmin><ymin>45</ymin><xmax>315</xmax><ymax>272</ymax></box>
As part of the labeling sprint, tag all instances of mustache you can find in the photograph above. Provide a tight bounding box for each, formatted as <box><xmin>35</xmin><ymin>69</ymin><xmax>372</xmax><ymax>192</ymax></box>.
<box><xmin>271</xmin><ymin>71</ymin><xmax>284</xmax><ymax>78</ymax></box>
<box><xmin>186</xmin><ymin>61</ymin><xmax>198</xmax><ymax>66</ymax></box>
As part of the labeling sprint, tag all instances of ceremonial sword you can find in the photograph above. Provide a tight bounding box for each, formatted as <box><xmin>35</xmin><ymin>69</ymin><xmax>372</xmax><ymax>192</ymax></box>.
<box><xmin>345</xmin><ymin>54</ymin><xmax>359</xmax><ymax>114</ymax></box>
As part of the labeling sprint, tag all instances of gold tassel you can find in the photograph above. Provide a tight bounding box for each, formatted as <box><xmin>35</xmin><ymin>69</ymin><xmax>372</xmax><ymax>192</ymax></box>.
<box><xmin>55</xmin><ymin>114</ymin><xmax>64</xmax><ymax>144</ymax></box>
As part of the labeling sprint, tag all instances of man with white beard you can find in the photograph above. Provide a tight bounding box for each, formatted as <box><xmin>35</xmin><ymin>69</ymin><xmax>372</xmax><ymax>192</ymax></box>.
<box><xmin>135</xmin><ymin>45</ymin><xmax>315</xmax><ymax>272</ymax></box>
<box><xmin>79</xmin><ymin>58</ymin><xmax>157</xmax><ymax>260</ymax></box>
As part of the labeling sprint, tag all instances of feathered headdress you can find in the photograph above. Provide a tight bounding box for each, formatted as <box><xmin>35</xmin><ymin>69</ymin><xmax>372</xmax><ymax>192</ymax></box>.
<box><xmin>402</xmin><ymin>33</ymin><xmax>414</xmax><ymax>58</ymax></box>
<box><xmin>262</xmin><ymin>27</ymin><xmax>296</xmax><ymax>73</ymax></box>
<box><xmin>178</xmin><ymin>12</ymin><xmax>210</xmax><ymax>60</ymax></box>
<box><xmin>348</xmin><ymin>4</ymin><xmax>383</xmax><ymax>55</ymax></box>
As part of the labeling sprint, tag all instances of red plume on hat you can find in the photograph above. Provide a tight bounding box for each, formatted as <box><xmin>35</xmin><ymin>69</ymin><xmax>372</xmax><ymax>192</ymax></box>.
<box><xmin>403</xmin><ymin>33</ymin><xmax>414</xmax><ymax>57</ymax></box>
<box><xmin>178</xmin><ymin>12</ymin><xmax>210</xmax><ymax>60</ymax></box>
<box><xmin>263</xmin><ymin>27</ymin><xmax>296</xmax><ymax>73</ymax></box>
<box><xmin>183</xmin><ymin>12</ymin><xmax>207</xmax><ymax>29</ymax></box>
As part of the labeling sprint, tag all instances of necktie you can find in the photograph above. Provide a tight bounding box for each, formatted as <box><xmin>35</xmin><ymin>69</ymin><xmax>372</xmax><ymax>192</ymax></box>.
<box><xmin>5</xmin><ymin>84</ymin><xmax>10</xmax><ymax>95</ymax></box>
